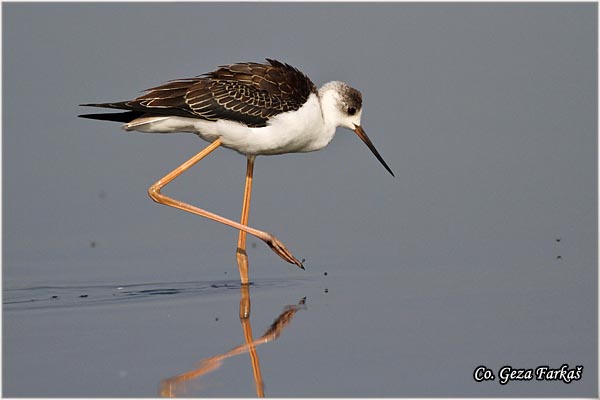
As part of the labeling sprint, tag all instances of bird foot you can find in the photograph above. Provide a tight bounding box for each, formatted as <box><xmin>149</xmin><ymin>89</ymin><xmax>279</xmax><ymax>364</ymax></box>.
<box><xmin>263</xmin><ymin>233</ymin><xmax>305</xmax><ymax>270</ymax></box>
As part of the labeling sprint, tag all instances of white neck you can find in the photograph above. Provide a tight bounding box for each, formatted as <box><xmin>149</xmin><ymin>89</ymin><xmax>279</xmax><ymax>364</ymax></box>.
<box><xmin>310</xmin><ymin>82</ymin><xmax>347</xmax><ymax>150</ymax></box>
<box><xmin>318</xmin><ymin>81</ymin><xmax>346</xmax><ymax>129</ymax></box>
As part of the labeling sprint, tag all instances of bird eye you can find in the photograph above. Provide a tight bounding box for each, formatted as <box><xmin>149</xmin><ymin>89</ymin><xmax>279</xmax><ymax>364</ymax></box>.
<box><xmin>347</xmin><ymin>107</ymin><xmax>356</xmax><ymax>116</ymax></box>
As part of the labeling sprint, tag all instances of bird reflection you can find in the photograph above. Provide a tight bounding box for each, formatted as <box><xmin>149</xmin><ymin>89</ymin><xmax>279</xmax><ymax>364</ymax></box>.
<box><xmin>160</xmin><ymin>285</ymin><xmax>306</xmax><ymax>397</ymax></box>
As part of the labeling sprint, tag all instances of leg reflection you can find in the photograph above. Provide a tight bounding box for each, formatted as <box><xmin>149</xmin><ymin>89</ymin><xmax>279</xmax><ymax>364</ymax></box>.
<box><xmin>240</xmin><ymin>284</ymin><xmax>264</xmax><ymax>396</ymax></box>
<box><xmin>159</xmin><ymin>284</ymin><xmax>306</xmax><ymax>397</ymax></box>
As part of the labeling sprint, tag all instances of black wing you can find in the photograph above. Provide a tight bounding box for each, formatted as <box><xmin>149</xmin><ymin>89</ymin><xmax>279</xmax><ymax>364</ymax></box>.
<box><xmin>79</xmin><ymin>59</ymin><xmax>317</xmax><ymax>128</ymax></box>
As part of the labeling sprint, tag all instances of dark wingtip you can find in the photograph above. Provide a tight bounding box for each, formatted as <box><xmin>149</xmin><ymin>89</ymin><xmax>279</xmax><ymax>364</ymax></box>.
<box><xmin>79</xmin><ymin>103</ymin><xmax>112</xmax><ymax>108</ymax></box>
<box><xmin>78</xmin><ymin>110</ymin><xmax>142</xmax><ymax>123</ymax></box>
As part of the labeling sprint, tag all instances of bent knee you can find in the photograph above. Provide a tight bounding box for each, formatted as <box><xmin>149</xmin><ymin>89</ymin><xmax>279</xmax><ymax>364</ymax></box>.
<box><xmin>147</xmin><ymin>185</ymin><xmax>162</xmax><ymax>202</ymax></box>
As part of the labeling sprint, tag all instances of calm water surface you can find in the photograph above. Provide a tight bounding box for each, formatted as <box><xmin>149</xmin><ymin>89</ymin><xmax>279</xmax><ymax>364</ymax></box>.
<box><xmin>4</xmin><ymin>259</ymin><xmax>596</xmax><ymax>397</ymax></box>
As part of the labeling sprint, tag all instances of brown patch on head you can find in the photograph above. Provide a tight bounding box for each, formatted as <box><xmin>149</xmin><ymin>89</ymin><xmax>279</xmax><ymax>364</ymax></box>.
<box><xmin>344</xmin><ymin>86</ymin><xmax>362</xmax><ymax>110</ymax></box>
<box><xmin>336</xmin><ymin>84</ymin><xmax>362</xmax><ymax>116</ymax></box>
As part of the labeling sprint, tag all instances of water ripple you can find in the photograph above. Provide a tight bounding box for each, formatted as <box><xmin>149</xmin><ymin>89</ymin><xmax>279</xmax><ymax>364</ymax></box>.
<box><xmin>3</xmin><ymin>278</ymin><xmax>310</xmax><ymax>311</ymax></box>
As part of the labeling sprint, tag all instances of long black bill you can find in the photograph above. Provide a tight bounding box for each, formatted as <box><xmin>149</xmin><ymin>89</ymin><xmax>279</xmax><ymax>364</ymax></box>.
<box><xmin>353</xmin><ymin>125</ymin><xmax>395</xmax><ymax>177</ymax></box>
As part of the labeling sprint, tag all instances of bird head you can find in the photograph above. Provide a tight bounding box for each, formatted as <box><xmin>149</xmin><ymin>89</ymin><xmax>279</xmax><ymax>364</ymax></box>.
<box><xmin>320</xmin><ymin>81</ymin><xmax>394</xmax><ymax>177</ymax></box>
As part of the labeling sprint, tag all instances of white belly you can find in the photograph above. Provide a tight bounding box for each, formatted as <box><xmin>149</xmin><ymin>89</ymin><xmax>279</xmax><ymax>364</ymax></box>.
<box><xmin>122</xmin><ymin>94</ymin><xmax>336</xmax><ymax>156</ymax></box>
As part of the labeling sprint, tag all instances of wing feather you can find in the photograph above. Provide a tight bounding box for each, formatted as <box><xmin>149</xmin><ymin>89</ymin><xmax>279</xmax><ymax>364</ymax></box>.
<box><xmin>80</xmin><ymin>59</ymin><xmax>317</xmax><ymax>128</ymax></box>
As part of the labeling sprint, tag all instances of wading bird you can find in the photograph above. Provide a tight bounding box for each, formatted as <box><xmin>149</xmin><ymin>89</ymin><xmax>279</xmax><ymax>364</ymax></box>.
<box><xmin>80</xmin><ymin>59</ymin><xmax>393</xmax><ymax>284</ymax></box>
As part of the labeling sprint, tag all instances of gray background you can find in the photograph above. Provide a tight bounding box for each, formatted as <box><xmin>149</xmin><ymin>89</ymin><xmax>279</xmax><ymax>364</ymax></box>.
<box><xmin>3</xmin><ymin>3</ymin><xmax>597</xmax><ymax>397</ymax></box>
